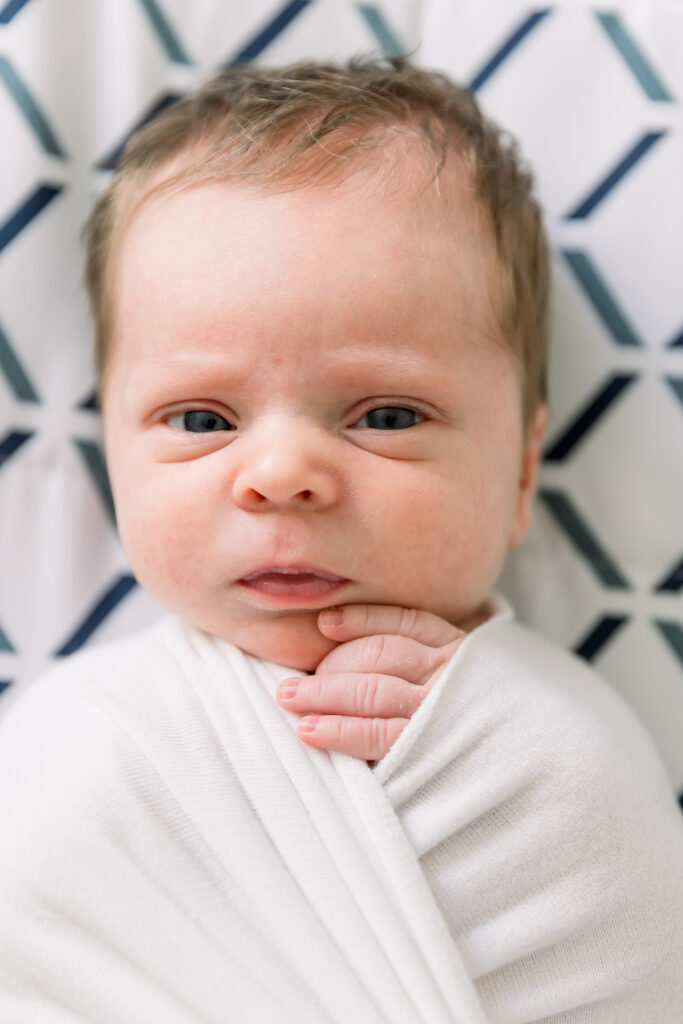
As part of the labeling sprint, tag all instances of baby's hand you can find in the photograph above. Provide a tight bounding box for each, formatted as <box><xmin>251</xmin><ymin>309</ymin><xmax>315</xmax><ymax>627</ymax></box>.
<box><xmin>276</xmin><ymin>605</ymin><xmax>465</xmax><ymax>764</ymax></box>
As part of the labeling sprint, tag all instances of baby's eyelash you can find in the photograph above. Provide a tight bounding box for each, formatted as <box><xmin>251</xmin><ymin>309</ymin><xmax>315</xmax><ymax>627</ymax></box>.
<box><xmin>352</xmin><ymin>406</ymin><xmax>425</xmax><ymax>430</ymax></box>
<box><xmin>166</xmin><ymin>410</ymin><xmax>234</xmax><ymax>433</ymax></box>
<box><xmin>162</xmin><ymin>402</ymin><xmax>429</xmax><ymax>434</ymax></box>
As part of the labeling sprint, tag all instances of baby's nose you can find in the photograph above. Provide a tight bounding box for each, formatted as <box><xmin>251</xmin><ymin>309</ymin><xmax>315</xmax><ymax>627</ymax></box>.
<box><xmin>231</xmin><ymin>418</ymin><xmax>340</xmax><ymax>512</ymax></box>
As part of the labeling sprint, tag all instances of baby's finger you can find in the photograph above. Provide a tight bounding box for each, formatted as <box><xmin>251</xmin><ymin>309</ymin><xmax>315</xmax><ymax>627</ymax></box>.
<box><xmin>297</xmin><ymin>714</ymin><xmax>407</xmax><ymax>761</ymax></box>
<box><xmin>277</xmin><ymin>672</ymin><xmax>426</xmax><ymax>719</ymax></box>
<box><xmin>318</xmin><ymin>604</ymin><xmax>464</xmax><ymax>649</ymax></box>
<box><xmin>315</xmin><ymin>632</ymin><xmax>451</xmax><ymax>686</ymax></box>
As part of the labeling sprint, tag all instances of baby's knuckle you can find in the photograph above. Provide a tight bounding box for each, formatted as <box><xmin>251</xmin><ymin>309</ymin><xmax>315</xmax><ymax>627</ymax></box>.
<box><xmin>359</xmin><ymin>604</ymin><xmax>374</xmax><ymax>634</ymax></box>
<box><xmin>357</xmin><ymin>674</ymin><xmax>381</xmax><ymax>716</ymax></box>
<box><xmin>329</xmin><ymin>717</ymin><xmax>347</xmax><ymax>745</ymax></box>
<box><xmin>315</xmin><ymin>677</ymin><xmax>335</xmax><ymax>706</ymax></box>
<box><xmin>364</xmin><ymin>634</ymin><xmax>387</xmax><ymax>670</ymax></box>
<box><xmin>369</xmin><ymin>717</ymin><xmax>387</xmax><ymax>752</ymax></box>
<box><xmin>398</xmin><ymin>606</ymin><xmax>420</xmax><ymax>636</ymax></box>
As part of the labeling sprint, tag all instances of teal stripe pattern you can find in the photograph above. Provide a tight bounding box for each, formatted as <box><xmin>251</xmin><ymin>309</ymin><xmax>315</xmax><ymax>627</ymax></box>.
<box><xmin>0</xmin><ymin>622</ymin><xmax>14</xmax><ymax>653</ymax></box>
<box><xmin>654</xmin><ymin>621</ymin><xmax>683</xmax><ymax>668</ymax></box>
<box><xmin>356</xmin><ymin>4</ymin><xmax>405</xmax><ymax>57</ymax></box>
<box><xmin>596</xmin><ymin>13</ymin><xmax>673</xmax><ymax>102</ymax></box>
<box><xmin>0</xmin><ymin>323</ymin><xmax>39</xmax><ymax>401</ymax></box>
<box><xmin>72</xmin><ymin>440</ymin><xmax>115</xmax><ymax>525</ymax></box>
<box><xmin>540</xmin><ymin>489</ymin><xmax>631</xmax><ymax>589</ymax></box>
<box><xmin>562</xmin><ymin>250</ymin><xmax>643</xmax><ymax>346</ymax></box>
<box><xmin>0</xmin><ymin>57</ymin><xmax>66</xmax><ymax>157</ymax></box>
<box><xmin>665</xmin><ymin>377</ymin><xmax>683</xmax><ymax>408</ymax></box>
<box><xmin>135</xmin><ymin>0</ymin><xmax>191</xmax><ymax>65</ymax></box>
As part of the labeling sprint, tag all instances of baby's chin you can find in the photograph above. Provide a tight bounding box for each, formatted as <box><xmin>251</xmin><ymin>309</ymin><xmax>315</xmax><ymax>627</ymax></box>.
<box><xmin>209</xmin><ymin>611</ymin><xmax>339</xmax><ymax>673</ymax></box>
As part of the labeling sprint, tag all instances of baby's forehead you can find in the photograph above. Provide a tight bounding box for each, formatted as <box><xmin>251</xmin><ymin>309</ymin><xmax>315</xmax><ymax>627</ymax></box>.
<box><xmin>116</xmin><ymin>150</ymin><xmax>500</xmax><ymax>344</ymax></box>
<box><xmin>109</xmin><ymin>132</ymin><xmax>506</xmax><ymax>370</ymax></box>
<box><xmin>119</xmin><ymin>162</ymin><xmax>496</xmax><ymax>308</ymax></box>
<box><xmin>123</xmin><ymin>125</ymin><xmax>485</xmax><ymax>240</ymax></box>
<box><xmin>112</xmin><ymin>178</ymin><xmax>511</xmax><ymax>394</ymax></box>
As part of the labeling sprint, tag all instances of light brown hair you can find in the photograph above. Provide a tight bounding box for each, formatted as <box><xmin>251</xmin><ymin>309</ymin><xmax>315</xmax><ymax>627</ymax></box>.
<box><xmin>83</xmin><ymin>55</ymin><xmax>549</xmax><ymax>426</ymax></box>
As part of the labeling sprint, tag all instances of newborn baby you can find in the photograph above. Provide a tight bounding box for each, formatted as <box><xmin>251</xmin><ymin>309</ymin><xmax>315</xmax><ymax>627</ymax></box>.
<box><xmin>1</xmin><ymin>57</ymin><xmax>681</xmax><ymax>1023</ymax></box>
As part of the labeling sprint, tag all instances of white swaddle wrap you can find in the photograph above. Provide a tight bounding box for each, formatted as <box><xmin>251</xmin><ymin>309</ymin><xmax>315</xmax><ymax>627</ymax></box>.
<box><xmin>1</xmin><ymin>599</ymin><xmax>682</xmax><ymax>1023</ymax></box>
<box><xmin>0</xmin><ymin>612</ymin><xmax>489</xmax><ymax>1023</ymax></box>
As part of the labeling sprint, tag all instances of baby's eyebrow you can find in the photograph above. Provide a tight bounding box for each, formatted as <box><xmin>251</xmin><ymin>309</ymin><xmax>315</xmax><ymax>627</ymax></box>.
<box><xmin>125</xmin><ymin>354</ymin><xmax>250</xmax><ymax>399</ymax></box>
<box><xmin>129</xmin><ymin>345</ymin><xmax>452</xmax><ymax>392</ymax></box>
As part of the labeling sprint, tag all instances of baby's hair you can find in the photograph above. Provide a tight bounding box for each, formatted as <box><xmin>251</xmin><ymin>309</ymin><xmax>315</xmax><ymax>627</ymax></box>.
<box><xmin>83</xmin><ymin>54</ymin><xmax>549</xmax><ymax>427</ymax></box>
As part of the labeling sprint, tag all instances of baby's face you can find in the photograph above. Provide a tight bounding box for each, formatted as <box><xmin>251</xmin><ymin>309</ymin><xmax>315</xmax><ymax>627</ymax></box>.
<box><xmin>103</xmin><ymin>157</ymin><xmax>540</xmax><ymax>670</ymax></box>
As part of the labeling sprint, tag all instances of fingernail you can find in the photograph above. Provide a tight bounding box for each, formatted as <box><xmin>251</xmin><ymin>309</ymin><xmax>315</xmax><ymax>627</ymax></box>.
<box><xmin>320</xmin><ymin>607</ymin><xmax>343</xmax><ymax>625</ymax></box>
<box><xmin>299</xmin><ymin>715</ymin><xmax>321</xmax><ymax>733</ymax></box>
<box><xmin>278</xmin><ymin>681</ymin><xmax>299</xmax><ymax>700</ymax></box>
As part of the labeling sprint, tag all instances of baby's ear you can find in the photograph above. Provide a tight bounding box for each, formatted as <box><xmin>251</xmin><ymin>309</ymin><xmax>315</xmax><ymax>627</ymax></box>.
<box><xmin>508</xmin><ymin>401</ymin><xmax>548</xmax><ymax>549</ymax></box>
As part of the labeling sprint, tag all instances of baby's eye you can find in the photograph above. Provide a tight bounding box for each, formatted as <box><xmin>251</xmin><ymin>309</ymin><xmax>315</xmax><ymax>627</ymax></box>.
<box><xmin>353</xmin><ymin>406</ymin><xmax>424</xmax><ymax>430</ymax></box>
<box><xmin>166</xmin><ymin>410</ymin><xmax>234</xmax><ymax>432</ymax></box>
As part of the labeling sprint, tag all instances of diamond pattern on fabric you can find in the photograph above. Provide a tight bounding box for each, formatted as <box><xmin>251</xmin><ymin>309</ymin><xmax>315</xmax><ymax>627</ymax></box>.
<box><xmin>0</xmin><ymin>0</ymin><xmax>681</xmax><ymax>805</ymax></box>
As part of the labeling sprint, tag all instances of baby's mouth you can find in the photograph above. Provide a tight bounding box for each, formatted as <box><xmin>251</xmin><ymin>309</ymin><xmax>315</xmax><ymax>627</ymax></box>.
<box><xmin>238</xmin><ymin>566</ymin><xmax>350</xmax><ymax>600</ymax></box>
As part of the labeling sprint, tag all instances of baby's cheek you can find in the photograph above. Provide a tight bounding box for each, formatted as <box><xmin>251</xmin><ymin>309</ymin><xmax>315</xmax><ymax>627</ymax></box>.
<box><xmin>117</xmin><ymin>487</ymin><xmax>201</xmax><ymax>593</ymax></box>
<box><xmin>397</xmin><ymin>476</ymin><xmax>512</xmax><ymax>612</ymax></box>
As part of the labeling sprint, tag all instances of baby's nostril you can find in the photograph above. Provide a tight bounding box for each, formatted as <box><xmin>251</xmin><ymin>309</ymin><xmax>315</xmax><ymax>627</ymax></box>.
<box><xmin>301</xmin><ymin>489</ymin><xmax>312</xmax><ymax>500</ymax></box>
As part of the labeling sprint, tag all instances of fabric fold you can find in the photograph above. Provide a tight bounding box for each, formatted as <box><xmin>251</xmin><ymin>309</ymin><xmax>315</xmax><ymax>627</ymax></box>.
<box><xmin>172</xmin><ymin>619</ymin><xmax>488</xmax><ymax>1024</ymax></box>
<box><xmin>0</xmin><ymin>615</ymin><xmax>488</xmax><ymax>1024</ymax></box>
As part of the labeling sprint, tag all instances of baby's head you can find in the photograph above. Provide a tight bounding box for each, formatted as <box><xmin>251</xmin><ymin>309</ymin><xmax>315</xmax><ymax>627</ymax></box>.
<box><xmin>84</xmin><ymin>57</ymin><xmax>549</xmax><ymax>670</ymax></box>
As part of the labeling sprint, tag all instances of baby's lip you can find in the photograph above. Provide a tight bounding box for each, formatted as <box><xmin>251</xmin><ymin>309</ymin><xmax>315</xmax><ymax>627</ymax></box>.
<box><xmin>239</xmin><ymin>564</ymin><xmax>349</xmax><ymax>583</ymax></box>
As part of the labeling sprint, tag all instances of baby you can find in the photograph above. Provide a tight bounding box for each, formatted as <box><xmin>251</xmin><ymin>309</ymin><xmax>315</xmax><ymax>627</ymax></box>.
<box><xmin>93</xmin><ymin>58</ymin><xmax>548</xmax><ymax>768</ymax></box>
<box><xmin>1</xmin><ymin>57</ymin><xmax>682</xmax><ymax>1023</ymax></box>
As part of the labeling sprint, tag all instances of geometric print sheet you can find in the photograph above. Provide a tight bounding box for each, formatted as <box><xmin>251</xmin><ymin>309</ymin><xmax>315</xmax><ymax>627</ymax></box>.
<box><xmin>419</xmin><ymin>1</ymin><xmax>683</xmax><ymax>795</ymax></box>
<box><xmin>0</xmin><ymin>0</ymin><xmax>681</xmax><ymax>812</ymax></box>
<box><xmin>424</xmin><ymin>0</ymin><xmax>683</xmax><ymax>795</ymax></box>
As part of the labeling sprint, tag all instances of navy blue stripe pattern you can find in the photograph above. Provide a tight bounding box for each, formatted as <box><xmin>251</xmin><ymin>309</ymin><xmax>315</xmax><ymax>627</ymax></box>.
<box><xmin>468</xmin><ymin>10</ymin><xmax>551</xmax><ymax>91</ymax></box>
<box><xmin>565</xmin><ymin>132</ymin><xmax>666</xmax><ymax>219</ymax></box>
<box><xmin>55</xmin><ymin>576</ymin><xmax>138</xmax><ymax>656</ymax></box>
<box><xmin>78</xmin><ymin>390</ymin><xmax>99</xmax><ymax>412</ymax></box>
<box><xmin>539</xmin><ymin>490</ymin><xmax>631</xmax><ymax>589</ymax></box>
<box><xmin>0</xmin><ymin>185</ymin><xmax>63</xmax><ymax>253</ymax></box>
<box><xmin>97</xmin><ymin>94</ymin><xmax>182</xmax><ymax>171</ymax></box>
<box><xmin>227</xmin><ymin>1</ymin><xmax>312</xmax><ymax>65</ymax></box>
<box><xmin>574</xmin><ymin>616</ymin><xmax>629</xmax><ymax>662</ymax></box>
<box><xmin>0</xmin><ymin>0</ymin><xmax>33</xmax><ymax>24</ymax></box>
<box><xmin>0</xmin><ymin>430</ymin><xmax>33</xmax><ymax>469</ymax></box>
<box><xmin>655</xmin><ymin>558</ymin><xmax>683</xmax><ymax>594</ymax></box>
<box><xmin>544</xmin><ymin>375</ymin><xmax>637</xmax><ymax>462</ymax></box>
